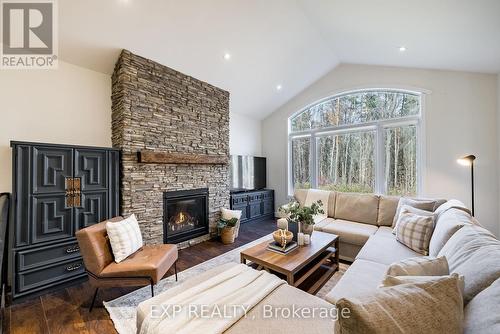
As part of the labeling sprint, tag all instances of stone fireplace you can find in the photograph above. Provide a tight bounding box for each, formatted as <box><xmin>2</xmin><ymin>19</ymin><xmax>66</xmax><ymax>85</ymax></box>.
<box><xmin>163</xmin><ymin>188</ymin><xmax>209</xmax><ymax>244</ymax></box>
<box><xmin>111</xmin><ymin>50</ymin><xmax>230</xmax><ymax>246</ymax></box>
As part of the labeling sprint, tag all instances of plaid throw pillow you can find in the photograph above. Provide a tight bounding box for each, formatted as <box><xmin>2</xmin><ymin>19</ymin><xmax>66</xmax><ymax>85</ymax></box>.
<box><xmin>396</xmin><ymin>211</ymin><xmax>435</xmax><ymax>255</ymax></box>
<box><xmin>106</xmin><ymin>214</ymin><xmax>143</xmax><ymax>263</ymax></box>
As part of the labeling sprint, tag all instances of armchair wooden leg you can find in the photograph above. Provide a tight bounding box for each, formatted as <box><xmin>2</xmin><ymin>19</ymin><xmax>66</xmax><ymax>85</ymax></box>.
<box><xmin>89</xmin><ymin>287</ymin><xmax>99</xmax><ymax>312</ymax></box>
<box><xmin>151</xmin><ymin>279</ymin><xmax>154</xmax><ymax>297</ymax></box>
<box><xmin>174</xmin><ymin>261</ymin><xmax>178</xmax><ymax>281</ymax></box>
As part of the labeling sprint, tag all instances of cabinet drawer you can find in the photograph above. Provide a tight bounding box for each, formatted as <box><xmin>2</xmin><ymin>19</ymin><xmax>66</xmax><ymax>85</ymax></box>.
<box><xmin>16</xmin><ymin>241</ymin><xmax>81</xmax><ymax>271</ymax></box>
<box><xmin>248</xmin><ymin>193</ymin><xmax>264</xmax><ymax>203</ymax></box>
<box><xmin>231</xmin><ymin>195</ymin><xmax>248</xmax><ymax>206</ymax></box>
<box><xmin>16</xmin><ymin>259</ymin><xmax>85</xmax><ymax>294</ymax></box>
<box><xmin>263</xmin><ymin>191</ymin><xmax>273</xmax><ymax>199</ymax></box>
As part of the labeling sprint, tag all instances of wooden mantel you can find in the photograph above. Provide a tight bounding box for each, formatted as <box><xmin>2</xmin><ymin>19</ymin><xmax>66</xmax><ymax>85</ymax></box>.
<box><xmin>138</xmin><ymin>150</ymin><xmax>229</xmax><ymax>165</ymax></box>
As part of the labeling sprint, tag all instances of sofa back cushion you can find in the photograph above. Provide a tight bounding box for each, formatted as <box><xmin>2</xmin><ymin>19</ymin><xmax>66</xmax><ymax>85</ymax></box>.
<box><xmin>377</xmin><ymin>195</ymin><xmax>400</xmax><ymax>226</ymax></box>
<box><xmin>295</xmin><ymin>189</ymin><xmax>336</xmax><ymax>217</ymax></box>
<box><xmin>438</xmin><ymin>225</ymin><xmax>500</xmax><ymax>304</ymax></box>
<box><xmin>294</xmin><ymin>189</ymin><xmax>308</xmax><ymax>206</ymax></box>
<box><xmin>429</xmin><ymin>202</ymin><xmax>473</xmax><ymax>256</ymax></box>
<box><xmin>335</xmin><ymin>192</ymin><xmax>379</xmax><ymax>225</ymax></box>
<box><xmin>464</xmin><ymin>277</ymin><xmax>500</xmax><ymax>334</ymax></box>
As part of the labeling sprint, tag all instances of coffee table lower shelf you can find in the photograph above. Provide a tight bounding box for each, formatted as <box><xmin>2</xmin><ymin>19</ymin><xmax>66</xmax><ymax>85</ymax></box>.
<box><xmin>242</xmin><ymin>245</ymin><xmax>338</xmax><ymax>295</ymax></box>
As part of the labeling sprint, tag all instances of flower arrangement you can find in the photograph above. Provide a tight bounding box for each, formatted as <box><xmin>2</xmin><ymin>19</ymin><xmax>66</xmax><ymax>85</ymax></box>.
<box><xmin>279</xmin><ymin>200</ymin><xmax>324</xmax><ymax>226</ymax></box>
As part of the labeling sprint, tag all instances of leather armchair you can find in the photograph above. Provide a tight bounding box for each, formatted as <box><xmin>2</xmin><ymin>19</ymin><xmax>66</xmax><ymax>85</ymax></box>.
<box><xmin>76</xmin><ymin>216</ymin><xmax>178</xmax><ymax>311</ymax></box>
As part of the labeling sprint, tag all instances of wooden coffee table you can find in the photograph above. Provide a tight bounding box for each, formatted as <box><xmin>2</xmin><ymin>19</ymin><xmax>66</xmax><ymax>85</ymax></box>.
<box><xmin>240</xmin><ymin>231</ymin><xmax>339</xmax><ymax>294</ymax></box>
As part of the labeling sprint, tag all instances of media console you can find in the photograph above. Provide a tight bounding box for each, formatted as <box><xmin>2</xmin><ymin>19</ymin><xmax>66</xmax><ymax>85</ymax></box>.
<box><xmin>230</xmin><ymin>189</ymin><xmax>274</xmax><ymax>223</ymax></box>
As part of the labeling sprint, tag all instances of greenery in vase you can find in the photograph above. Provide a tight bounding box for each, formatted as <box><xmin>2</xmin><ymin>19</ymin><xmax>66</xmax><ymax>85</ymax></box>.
<box><xmin>217</xmin><ymin>217</ymin><xmax>238</xmax><ymax>229</ymax></box>
<box><xmin>279</xmin><ymin>200</ymin><xmax>324</xmax><ymax>225</ymax></box>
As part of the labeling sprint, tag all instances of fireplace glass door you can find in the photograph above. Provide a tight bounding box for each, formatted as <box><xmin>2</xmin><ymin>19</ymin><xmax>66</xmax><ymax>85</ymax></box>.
<box><xmin>163</xmin><ymin>188</ymin><xmax>209</xmax><ymax>243</ymax></box>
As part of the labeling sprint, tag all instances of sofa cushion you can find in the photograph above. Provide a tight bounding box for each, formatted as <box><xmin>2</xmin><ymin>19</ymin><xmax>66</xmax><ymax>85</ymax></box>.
<box><xmin>395</xmin><ymin>209</ymin><xmax>435</xmax><ymax>255</ymax></box>
<box><xmin>335</xmin><ymin>275</ymin><xmax>463</xmax><ymax>334</ymax></box>
<box><xmin>377</xmin><ymin>195</ymin><xmax>400</xmax><ymax>226</ymax></box>
<box><xmin>429</xmin><ymin>204</ymin><xmax>473</xmax><ymax>256</ymax></box>
<box><xmin>392</xmin><ymin>197</ymin><xmax>436</xmax><ymax>227</ymax></box>
<box><xmin>464</xmin><ymin>277</ymin><xmax>500</xmax><ymax>334</ymax></box>
<box><xmin>374</xmin><ymin>226</ymin><xmax>393</xmax><ymax>238</ymax></box>
<box><xmin>386</xmin><ymin>256</ymin><xmax>449</xmax><ymax>277</ymax></box>
<box><xmin>334</xmin><ymin>192</ymin><xmax>379</xmax><ymax>225</ymax></box>
<box><xmin>325</xmin><ymin>259</ymin><xmax>388</xmax><ymax>304</ymax></box>
<box><xmin>294</xmin><ymin>189</ymin><xmax>336</xmax><ymax>217</ymax></box>
<box><xmin>320</xmin><ymin>219</ymin><xmax>378</xmax><ymax>246</ymax></box>
<box><xmin>293</xmin><ymin>189</ymin><xmax>308</xmax><ymax>206</ymax></box>
<box><xmin>438</xmin><ymin>225</ymin><xmax>500</xmax><ymax>304</ymax></box>
<box><xmin>356</xmin><ymin>232</ymin><xmax>423</xmax><ymax>265</ymax></box>
<box><xmin>313</xmin><ymin>217</ymin><xmax>331</xmax><ymax>232</ymax></box>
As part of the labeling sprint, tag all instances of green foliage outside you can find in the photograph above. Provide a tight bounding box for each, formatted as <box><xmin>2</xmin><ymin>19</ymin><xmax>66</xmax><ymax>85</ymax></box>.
<box><xmin>290</xmin><ymin>90</ymin><xmax>418</xmax><ymax>197</ymax></box>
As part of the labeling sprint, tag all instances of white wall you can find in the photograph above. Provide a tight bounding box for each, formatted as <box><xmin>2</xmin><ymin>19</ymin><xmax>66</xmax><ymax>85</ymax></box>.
<box><xmin>229</xmin><ymin>112</ymin><xmax>262</xmax><ymax>156</ymax></box>
<box><xmin>0</xmin><ymin>61</ymin><xmax>112</xmax><ymax>193</ymax></box>
<box><xmin>263</xmin><ymin>64</ymin><xmax>499</xmax><ymax>236</ymax></box>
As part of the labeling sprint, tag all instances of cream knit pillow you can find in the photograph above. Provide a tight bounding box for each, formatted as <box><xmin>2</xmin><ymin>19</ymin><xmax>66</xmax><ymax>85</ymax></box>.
<box><xmin>335</xmin><ymin>275</ymin><xmax>463</xmax><ymax>334</ymax></box>
<box><xmin>381</xmin><ymin>273</ymin><xmax>465</xmax><ymax>295</ymax></box>
<box><xmin>385</xmin><ymin>256</ymin><xmax>449</xmax><ymax>277</ymax></box>
<box><xmin>106</xmin><ymin>214</ymin><xmax>143</xmax><ymax>263</ymax></box>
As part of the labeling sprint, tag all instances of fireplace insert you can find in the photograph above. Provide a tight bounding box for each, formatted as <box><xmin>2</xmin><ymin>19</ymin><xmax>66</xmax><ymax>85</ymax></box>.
<box><xmin>163</xmin><ymin>188</ymin><xmax>209</xmax><ymax>244</ymax></box>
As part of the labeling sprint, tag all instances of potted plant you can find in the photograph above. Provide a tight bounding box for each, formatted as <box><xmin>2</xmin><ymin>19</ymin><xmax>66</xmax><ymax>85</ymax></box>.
<box><xmin>279</xmin><ymin>200</ymin><xmax>324</xmax><ymax>236</ymax></box>
<box><xmin>217</xmin><ymin>217</ymin><xmax>239</xmax><ymax>244</ymax></box>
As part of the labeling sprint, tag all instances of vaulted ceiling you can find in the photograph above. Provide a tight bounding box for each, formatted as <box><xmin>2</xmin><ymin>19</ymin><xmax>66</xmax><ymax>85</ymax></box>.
<box><xmin>59</xmin><ymin>0</ymin><xmax>500</xmax><ymax>119</ymax></box>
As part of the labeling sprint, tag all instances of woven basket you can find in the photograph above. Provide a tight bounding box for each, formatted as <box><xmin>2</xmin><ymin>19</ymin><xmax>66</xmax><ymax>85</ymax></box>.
<box><xmin>221</xmin><ymin>227</ymin><xmax>236</xmax><ymax>244</ymax></box>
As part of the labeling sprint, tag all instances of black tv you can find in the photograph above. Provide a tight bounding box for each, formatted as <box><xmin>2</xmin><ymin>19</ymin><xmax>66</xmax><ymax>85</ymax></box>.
<box><xmin>229</xmin><ymin>156</ymin><xmax>267</xmax><ymax>191</ymax></box>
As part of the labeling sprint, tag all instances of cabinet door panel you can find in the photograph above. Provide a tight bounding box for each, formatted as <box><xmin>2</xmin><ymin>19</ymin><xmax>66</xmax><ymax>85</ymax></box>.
<box><xmin>249</xmin><ymin>203</ymin><xmax>262</xmax><ymax>218</ymax></box>
<box><xmin>74</xmin><ymin>149</ymin><xmax>108</xmax><ymax>191</ymax></box>
<box><xmin>263</xmin><ymin>200</ymin><xmax>273</xmax><ymax>215</ymax></box>
<box><xmin>32</xmin><ymin>147</ymin><xmax>73</xmax><ymax>194</ymax></box>
<box><xmin>75</xmin><ymin>191</ymin><xmax>108</xmax><ymax>229</ymax></box>
<box><xmin>32</xmin><ymin>195</ymin><xmax>73</xmax><ymax>244</ymax></box>
<box><xmin>233</xmin><ymin>205</ymin><xmax>249</xmax><ymax>222</ymax></box>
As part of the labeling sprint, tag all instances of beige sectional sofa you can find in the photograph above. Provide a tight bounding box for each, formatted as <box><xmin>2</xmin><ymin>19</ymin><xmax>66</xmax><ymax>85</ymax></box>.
<box><xmin>292</xmin><ymin>189</ymin><xmax>500</xmax><ymax>333</ymax></box>
<box><xmin>293</xmin><ymin>189</ymin><xmax>445</xmax><ymax>261</ymax></box>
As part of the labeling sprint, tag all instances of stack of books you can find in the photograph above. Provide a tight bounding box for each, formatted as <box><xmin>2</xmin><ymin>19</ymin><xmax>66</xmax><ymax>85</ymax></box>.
<box><xmin>267</xmin><ymin>241</ymin><xmax>298</xmax><ymax>254</ymax></box>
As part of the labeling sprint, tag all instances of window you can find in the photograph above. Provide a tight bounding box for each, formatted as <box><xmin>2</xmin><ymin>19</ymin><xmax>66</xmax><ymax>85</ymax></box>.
<box><xmin>289</xmin><ymin>90</ymin><xmax>422</xmax><ymax>196</ymax></box>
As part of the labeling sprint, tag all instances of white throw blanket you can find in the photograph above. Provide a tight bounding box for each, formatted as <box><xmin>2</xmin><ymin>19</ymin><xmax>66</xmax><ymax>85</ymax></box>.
<box><xmin>138</xmin><ymin>264</ymin><xmax>285</xmax><ymax>334</ymax></box>
<box><xmin>304</xmin><ymin>189</ymin><xmax>330</xmax><ymax>224</ymax></box>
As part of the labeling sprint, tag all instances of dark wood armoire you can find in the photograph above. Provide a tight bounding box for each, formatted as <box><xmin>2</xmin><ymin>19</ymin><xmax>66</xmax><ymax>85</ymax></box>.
<box><xmin>10</xmin><ymin>141</ymin><xmax>120</xmax><ymax>299</ymax></box>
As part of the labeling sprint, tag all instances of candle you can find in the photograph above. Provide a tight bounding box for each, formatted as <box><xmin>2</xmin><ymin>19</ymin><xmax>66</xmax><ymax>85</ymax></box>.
<box><xmin>298</xmin><ymin>232</ymin><xmax>304</xmax><ymax>246</ymax></box>
<box><xmin>277</xmin><ymin>218</ymin><xmax>288</xmax><ymax>230</ymax></box>
<box><xmin>304</xmin><ymin>234</ymin><xmax>310</xmax><ymax>245</ymax></box>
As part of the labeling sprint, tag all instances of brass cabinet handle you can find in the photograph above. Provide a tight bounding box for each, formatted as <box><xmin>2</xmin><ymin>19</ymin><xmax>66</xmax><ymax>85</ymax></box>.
<box><xmin>65</xmin><ymin>246</ymin><xmax>80</xmax><ymax>254</ymax></box>
<box><xmin>66</xmin><ymin>263</ymin><xmax>82</xmax><ymax>272</ymax></box>
<box><xmin>64</xmin><ymin>177</ymin><xmax>82</xmax><ymax>207</ymax></box>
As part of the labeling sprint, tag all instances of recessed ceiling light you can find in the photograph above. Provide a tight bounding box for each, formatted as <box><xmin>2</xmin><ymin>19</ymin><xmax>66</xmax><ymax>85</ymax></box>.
<box><xmin>223</xmin><ymin>53</ymin><xmax>231</xmax><ymax>60</ymax></box>
<box><xmin>276</xmin><ymin>84</ymin><xmax>283</xmax><ymax>91</ymax></box>
<box><xmin>399</xmin><ymin>46</ymin><xmax>407</xmax><ymax>52</ymax></box>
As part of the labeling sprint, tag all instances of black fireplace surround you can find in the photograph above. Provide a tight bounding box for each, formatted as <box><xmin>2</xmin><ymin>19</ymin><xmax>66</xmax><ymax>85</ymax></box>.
<box><xmin>163</xmin><ymin>188</ymin><xmax>209</xmax><ymax>244</ymax></box>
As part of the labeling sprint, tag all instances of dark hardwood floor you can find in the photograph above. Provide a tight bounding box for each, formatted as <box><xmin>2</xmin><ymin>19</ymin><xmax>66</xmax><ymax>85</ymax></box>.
<box><xmin>4</xmin><ymin>219</ymin><xmax>277</xmax><ymax>334</ymax></box>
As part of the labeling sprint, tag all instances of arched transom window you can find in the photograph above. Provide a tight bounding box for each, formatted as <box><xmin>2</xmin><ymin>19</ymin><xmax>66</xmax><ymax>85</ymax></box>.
<box><xmin>288</xmin><ymin>89</ymin><xmax>422</xmax><ymax>196</ymax></box>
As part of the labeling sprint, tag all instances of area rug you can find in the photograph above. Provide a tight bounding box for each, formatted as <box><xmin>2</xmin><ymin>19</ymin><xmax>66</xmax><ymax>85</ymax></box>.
<box><xmin>104</xmin><ymin>234</ymin><xmax>347</xmax><ymax>334</ymax></box>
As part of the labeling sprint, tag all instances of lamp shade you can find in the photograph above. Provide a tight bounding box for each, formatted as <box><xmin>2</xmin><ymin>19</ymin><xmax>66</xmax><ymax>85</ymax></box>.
<box><xmin>457</xmin><ymin>155</ymin><xmax>476</xmax><ymax>166</ymax></box>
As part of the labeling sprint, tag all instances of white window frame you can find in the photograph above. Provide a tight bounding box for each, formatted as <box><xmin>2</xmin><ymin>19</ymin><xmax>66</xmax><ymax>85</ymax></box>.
<box><xmin>287</xmin><ymin>89</ymin><xmax>425</xmax><ymax>196</ymax></box>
